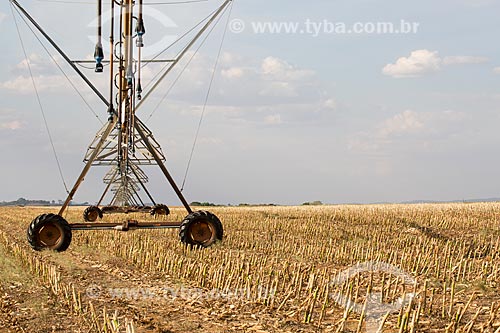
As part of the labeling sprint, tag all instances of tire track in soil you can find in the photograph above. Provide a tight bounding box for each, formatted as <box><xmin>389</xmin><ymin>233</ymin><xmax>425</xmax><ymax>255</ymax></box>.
<box><xmin>51</xmin><ymin>245</ymin><xmax>320</xmax><ymax>332</ymax></box>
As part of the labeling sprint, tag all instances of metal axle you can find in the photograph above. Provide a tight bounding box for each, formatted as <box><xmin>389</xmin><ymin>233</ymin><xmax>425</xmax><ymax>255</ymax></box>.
<box><xmin>71</xmin><ymin>220</ymin><xmax>182</xmax><ymax>231</ymax></box>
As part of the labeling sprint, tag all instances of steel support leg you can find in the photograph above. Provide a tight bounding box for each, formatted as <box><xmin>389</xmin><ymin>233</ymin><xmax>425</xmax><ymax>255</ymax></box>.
<box><xmin>134</xmin><ymin>117</ymin><xmax>193</xmax><ymax>214</ymax></box>
<box><xmin>59</xmin><ymin>118</ymin><xmax>117</xmax><ymax>215</ymax></box>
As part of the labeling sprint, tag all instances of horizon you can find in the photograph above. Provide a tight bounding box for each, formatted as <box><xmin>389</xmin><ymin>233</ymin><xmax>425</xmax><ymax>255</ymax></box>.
<box><xmin>3</xmin><ymin>195</ymin><xmax>500</xmax><ymax>207</ymax></box>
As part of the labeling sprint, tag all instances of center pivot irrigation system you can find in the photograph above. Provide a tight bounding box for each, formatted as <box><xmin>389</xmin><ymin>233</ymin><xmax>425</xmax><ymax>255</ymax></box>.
<box><xmin>9</xmin><ymin>0</ymin><xmax>233</xmax><ymax>251</ymax></box>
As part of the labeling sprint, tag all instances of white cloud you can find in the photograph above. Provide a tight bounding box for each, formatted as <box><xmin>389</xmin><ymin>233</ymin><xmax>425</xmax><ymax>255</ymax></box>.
<box><xmin>194</xmin><ymin>100</ymin><xmax>335</xmax><ymax>126</ymax></box>
<box><xmin>377</xmin><ymin>110</ymin><xmax>464</xmax><ymax>139</ymax></box>
<box><xmin>443</xmin><ymin>56</ymin><xmax>488</xmax><ymax>65</ymax></box>
<box><xmin>13</xmin><ymin>53</ymin><xmax>64</xmax><ymax>76</ymax></box>
<box><xmin>1</xmin><ymin>75</ymin><xmax>70</xmax><ymax>94</ymax></box>
<box><xmin>350</xmin><ymin>110</ymin><xmax>466</xmax><ymax>152</ymax></box>
<box><xmin>323</xmin><ymin>98</ymin><xmax>337</xmax><ymax>110</ymax></box>
<box><xmin>378</xmin><ymin>110</ymin><xmax>424</xmax><ymax>138</ymax></box>
<box><xmin>3</xmin><ymin>53</ymin><xmax>114</xmax><ymax>103</ymax></box>
<box><xmin>0</xmin><ymin>12</ymin><xmax>6</xmax><ymax>25</ymax></box>
<box><xmin>138</xmin><ymin>53</ymin><xmax>329</xmax><ymax>111</ymax></box>
<box><xmin>220</xmin><ymin>52</ymin><xmax>243</xmax><ymax>66</ymax></box>
<box><xmin>253</xmin><ymin>57</ymin><xmax>319</xmax><ymax>99</ymax></box>
<box><xmin>221</xmin><ymin>67</ymin><xmax>244</xmax><ymax>79</ymax></box>
<box><xmin>494</xmin><ymin>67</ymin><xmax>500</xmax><ymax>74</ymax></box>
<box><xmin>16</xmin><ymin>53</ymin><xmax>45</xmax><ymax>71</ymax></box>
<box><xmin>383</xmin><ymin>50</ymin><xmax>489</xmax><ymax>78</ymax></box>
<box><xmin>0</xmin><ymin>120</ymin><xmax>23</xmax><ymax>130</ymax></box>
<box><xmin>0</xmin><ymin>109</ymin><xmax>24</xmax><ymax>131</ymax></box>
<box><xmin>4</xmin><ymin>51</ymin><xmax>336</xmax><ymax>127</ymax></box>
<box><xmin>3</xmin><ymin>53</ymin><xmax>91</xmax><ymax>94</ymax></box>
<box><xmin>198</xmin><ymin>137</ymin><xmax>223</xmax><ymax>145</ymax></box>
<box><xmin>3</xmin><ymin>52</ymin><xmax>332</xmax><ymax>128</ymax></box>
<box><xmin>264</xmin><ymin>114</ymin><xmax>282</xmax><ymax>125</ymax></box>
<box><xmin>261</xmin><ymin>57</ymin><xmax>315</xmax><ymax>81</ymax></box>
<box><xmin>382</xmin><ymin>50</ymin><xmax>442</xmax><ymax>78</ymax></box>
<box><xmin>258</xmin><ymin>81</ymin><xmax>297</xmax><ymax>98</ymax></box>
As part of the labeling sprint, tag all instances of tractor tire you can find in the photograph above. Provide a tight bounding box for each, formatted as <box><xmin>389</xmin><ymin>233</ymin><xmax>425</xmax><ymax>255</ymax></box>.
<box><xmin>27</xmin><ymin>214</ymin><xmax>72</xmax><ymax>252</ymax></box>
<box><xmin>179</xmin><ymin>211</ymin><xmax>223</xmax><ymax>248</ymax></box>
<box><xmin>83</xmin><ymin>206</ymin><xmax>103</xmax><ymax>222</ymax></box>
<box><xmin>150</xmin><ymin>204</ymin><xmax>170</xmax><ymax>216</ymax></box>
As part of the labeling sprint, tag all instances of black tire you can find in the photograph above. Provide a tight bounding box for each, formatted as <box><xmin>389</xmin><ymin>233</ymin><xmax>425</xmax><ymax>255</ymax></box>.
<box><xmin>83</xmin><ymin>206</ymin><xmax>103</xmax><ymax>222</ymax></box>
<box><xmin>27</xmin><ymin>214</ymin><xmax>72</xmax><ymax>252</ymax></box>
<box><xmin>150</xmin><ymin>204</ymin><xmax>170</xmax><ymax>216</ymax></box>
<box><xmin>179</xmin><ymin>211</ymin><xmax>223</xmax><ymax>248</ymax></box>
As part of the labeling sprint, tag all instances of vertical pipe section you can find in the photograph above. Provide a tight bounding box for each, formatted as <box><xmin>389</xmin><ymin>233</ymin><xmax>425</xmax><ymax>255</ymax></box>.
<box><xmin>117</xmin><ymin>0</ymin><xmax>124</xmax><ymax>166</ymax></box>
<box><xmin>97</xmin><ymin>0</ymin><xmax>102</xmax><ymax>44</ymax></box>
<box><xmin>124</xmin><ymin>0</ymin><xmax>134</xmax><ymax>85</ymax></box>
<box><xmin>94</xmin><ymin>0</ymin><xmax>104</xmax><ymax>72</ymax></box>
<box><xmin>136</xmin><ymin>0</ymin><xmax>144</xmax><ymax>100</ymax></box>
<box><xmin>122</xmin><ymin>0</ymin><xmax>133</xmax><ymax>169</ymax></box>
<box><xmin>107</xmin><ymin>0</ymin><xmax>115</xmax><ymax>118</ymax></box>
<box><xmin>136</xmin><ymin>0</ymin><xmax>145</xmax><ymax>47</ymax></box>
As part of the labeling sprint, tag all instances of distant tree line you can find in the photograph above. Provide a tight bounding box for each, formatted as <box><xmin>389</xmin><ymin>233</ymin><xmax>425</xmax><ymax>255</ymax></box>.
<box><xmin>301</xmin><ymin>201</ymin><xmax>323</xmax><ymax>206</ymax></box>
<box><xmin>190</xmin><ymin>201</ymin><xmax>219</xmax><ymax>207</ymax></box>
<box><xmin>236</xmin><ymin>203</ymin><xmax>277</xmax><ymax>207</ymax></box>
<box><xmin>0</xmin><ymin>199</ymin><xmax>323</xmax><ymax>207</ymax></box>
<box><xmin>190</xmin><ymin>202</ymin><xmax>279</xmax><ymax>207</ymax></box>
<box><xmin>0</xmin><ymin>198</ymin><xmax>89</xmax><ymax>207</ymax></box>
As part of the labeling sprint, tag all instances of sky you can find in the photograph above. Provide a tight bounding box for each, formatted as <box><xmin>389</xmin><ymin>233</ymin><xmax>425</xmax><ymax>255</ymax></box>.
<box><xmin>0</xmin><ymin>0</ymin><xmax>499</xmax><ymax>205</ymax></box>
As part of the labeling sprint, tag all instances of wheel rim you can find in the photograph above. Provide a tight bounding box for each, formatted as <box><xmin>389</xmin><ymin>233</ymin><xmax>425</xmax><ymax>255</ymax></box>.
<box><xmin>38</xmin><ymin>223</ymin><xmax>63</xmax><ymax>249</ymax></box>
<box><xmin>188</xmin><ymin>220</ymin><xmax>216</xmax><ymax>245</ymax></box>
<box><xmin>87</xmin><ymin>210</ymin><xmax>98</xmax><ymax>221</ymax></box>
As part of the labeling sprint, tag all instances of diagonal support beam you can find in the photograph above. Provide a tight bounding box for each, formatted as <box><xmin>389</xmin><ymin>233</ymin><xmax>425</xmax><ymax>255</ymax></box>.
<box><xmin>134</xmin><ymin>117</ymin><xmax>192</xmax><ymax>214</ymax></box>
<box><xmin>59</xmin><ymin>118</ymin><xmax>117</xmax><ymax>215</ymax></box>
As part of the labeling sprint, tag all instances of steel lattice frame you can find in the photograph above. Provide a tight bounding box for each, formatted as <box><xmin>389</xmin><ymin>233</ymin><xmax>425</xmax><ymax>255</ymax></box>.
<box><xmin>10</xmin><ymin>0</ymin><xmax>232</xmax><ymax>218</ymax></box>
